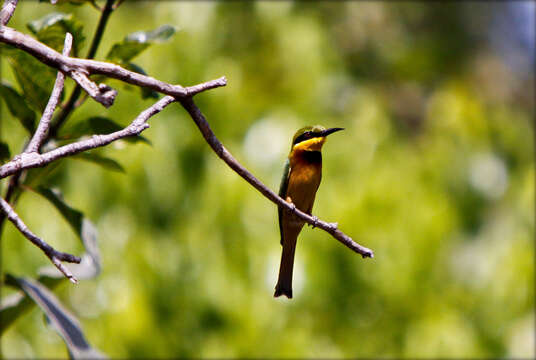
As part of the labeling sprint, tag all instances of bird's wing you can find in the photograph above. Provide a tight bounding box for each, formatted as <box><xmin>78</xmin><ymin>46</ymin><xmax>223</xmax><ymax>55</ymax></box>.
<box><xmin>278</xmin><ymin>158</ymin><xmax>290</xmax><ymax>245</ymax></box>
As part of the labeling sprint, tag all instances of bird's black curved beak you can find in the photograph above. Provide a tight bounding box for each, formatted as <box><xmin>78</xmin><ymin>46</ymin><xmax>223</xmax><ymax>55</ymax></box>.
<box><xmin>321</xmin><ymin>127</ymin><xmax>344</xmax><ymax>137</ymax></box>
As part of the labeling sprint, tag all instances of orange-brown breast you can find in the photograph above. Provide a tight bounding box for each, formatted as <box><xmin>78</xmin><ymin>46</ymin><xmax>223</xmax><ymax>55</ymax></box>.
<box><xmin>285</xmin><ymin>150</ymin><xmax>322</xmax><ymax>218</ymax></box>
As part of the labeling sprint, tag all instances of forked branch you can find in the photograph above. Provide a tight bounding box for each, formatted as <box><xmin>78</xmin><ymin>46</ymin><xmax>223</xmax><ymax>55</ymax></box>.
<box><xmin>0</xmin><ymin>0</ymin><xmax>373</xmax><ymax>285</ymax></box>
<box><xmin>0</xmin><ymin>95</ymin><xmax>185</xmax><ymax>179</ymax></box>
<box><xmin>0</xmin><ymin>95</ymin><xmax>180</xmax><ymax>281</ymax></box>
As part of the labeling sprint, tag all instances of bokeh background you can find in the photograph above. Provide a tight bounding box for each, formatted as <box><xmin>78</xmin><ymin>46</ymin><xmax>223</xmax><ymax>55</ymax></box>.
<box><xmin>1</xmin><ymin>1</ymin><xmax>534</xmax><ymax>358</ymax></box>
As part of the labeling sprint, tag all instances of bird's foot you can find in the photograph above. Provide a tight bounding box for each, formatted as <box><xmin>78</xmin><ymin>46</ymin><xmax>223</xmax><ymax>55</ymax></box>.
<box><xmin>285</xmin><ymin>202</ymin><xmax>296</xmax><ymax>214</ymax></box>
<box><xmin>309</xmin><ymin>216</ymin><xmax>319</xmax><ymax>228</ymax></box>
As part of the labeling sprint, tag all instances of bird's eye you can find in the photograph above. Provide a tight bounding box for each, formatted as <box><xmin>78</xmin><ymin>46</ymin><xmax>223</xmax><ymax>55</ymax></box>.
<box><xmin>293</xmin><ymin>131</ymin><xmax>315</xmax><ymax>145</ymax></box>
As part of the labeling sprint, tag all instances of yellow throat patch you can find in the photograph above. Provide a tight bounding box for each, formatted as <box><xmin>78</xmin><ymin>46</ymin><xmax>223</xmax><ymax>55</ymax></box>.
<box><xmin>292</xmin><ymin>136</ymin><xmax>326</xmax><ymax>152</ymax></box>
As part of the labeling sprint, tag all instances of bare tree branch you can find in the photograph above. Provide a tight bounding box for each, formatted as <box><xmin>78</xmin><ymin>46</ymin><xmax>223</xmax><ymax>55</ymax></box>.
<box><xmin>179</xmin><ymin>97</ymin><xmax>374</xmax><ymax>259</ymax></box>
<box><xmin>0</xmin><ymin>26</ymin><xmax>227</xmax><ymax>103</ymax></box>
<box><xmin>0</xmin><ymin>1</ymin><xmax>373</xmax><ymax>289</ymax></box>
<box><xmin>0</xmin><ymin>94</ymin><xmax>186</xmax><ymax>179</ymax></box>
<box><xmin>0</xmin><ymin>26</ymin><xmax>116</xmax><ymax>107</ymax></box>
<box><xmin>0</xmin><ymin>94</ymin><xmax>182</xmax><ymax>282</ymax></box>
<box><xmin>0</xmin><ymin>0</ymin><xmax>17</xmax><ymax>26</ymax></box>
<box><xmin>0</xmin><ymin>198</ymin><xmax>81</xmax><ymax>283</ymax></box>
<box><xmin>25</xmin><ymin>33</ymin><xmax>73</xmax><ymax>154</ymax></box>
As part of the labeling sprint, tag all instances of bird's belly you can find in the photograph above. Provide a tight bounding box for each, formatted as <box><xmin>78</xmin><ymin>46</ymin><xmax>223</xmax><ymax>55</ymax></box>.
<box><xmin>285</xmin><ymin>163</ymin><xmax>322</xmax><ymax>215</ymax></box>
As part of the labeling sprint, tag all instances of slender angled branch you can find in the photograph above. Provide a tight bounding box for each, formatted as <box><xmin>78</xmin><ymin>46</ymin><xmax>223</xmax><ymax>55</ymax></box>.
<box><xmin>0</xmin><ymin>0</ymin><xmax>17</xmax><ymax>26</ymax></box>
<box><xmin>0</xmin><ymin>198</ymin><xmax>81</xmax><ymax>283</ymax></box>
<box><xmin>0</xmin><ymin>94</ymin><xmax>184</xmax><ymax>179</ymax></box>
<box><xmin>0</xmin><ymin>26</ymin><xmax>227</xmax><ymax>102</ymax></box>
<box><xmin>25</xmin><ymin>33</ymin><xmax>73</xmax><ymax>154</ymax></box>
<box><xmin>179</xmin><ymin>97</ymin><xmax>374</xmax><ymax>258</ymax></box>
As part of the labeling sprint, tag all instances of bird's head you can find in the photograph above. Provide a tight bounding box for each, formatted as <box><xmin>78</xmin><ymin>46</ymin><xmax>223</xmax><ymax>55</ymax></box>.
<box><xmin>291</xmin><ymin>125</ymin><xmax>344</xmax><ymax>152</ymax></box>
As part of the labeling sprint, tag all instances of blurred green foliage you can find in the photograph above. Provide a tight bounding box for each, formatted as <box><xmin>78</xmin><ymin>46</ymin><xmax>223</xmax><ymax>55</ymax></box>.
<box><xmin>1</xmin><ymin>1</ymin><xmax>533</xmax><ymax>358</ymax></box>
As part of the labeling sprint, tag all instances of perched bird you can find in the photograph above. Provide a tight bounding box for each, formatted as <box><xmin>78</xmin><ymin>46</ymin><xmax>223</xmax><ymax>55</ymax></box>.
<box><xmin>274</xmin><ymin>125</ymin><xmax>344</xmax><ymax>299</ymax></box>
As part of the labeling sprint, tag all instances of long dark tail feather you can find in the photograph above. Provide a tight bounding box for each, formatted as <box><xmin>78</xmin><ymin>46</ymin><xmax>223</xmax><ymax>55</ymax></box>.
<box><xmin>274</xmin><ymin>229</ymin><xmax>298</xmax><ymax>299</ymax></box>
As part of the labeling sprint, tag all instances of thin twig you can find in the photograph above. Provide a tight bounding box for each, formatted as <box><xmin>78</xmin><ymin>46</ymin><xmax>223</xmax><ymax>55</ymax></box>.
<box><xmin>0</xmin><ymin>26</ymin><xmax>227</xmax><ymax>103</ymax></box>
<box><xmin>25</xmin><ymin>33</ymin><xmax>73</xmax><ymax>154</ymax></box>
<box><xmin>0</xmin><ymin>0</ymin><xmax>17</xmax><ymax>26</ymax></box>
<box><xmin>69</xmin><ymin>71</ymin><xmax>117</xmax><ymax>107</ymax></box>
<box><xmin>179</xmin><ymin>97</ymin><xmax>374</xmax><ymax>258</ymax></box>
<box><xmin>0</xmin><ymin>94</ymin><xmax>183</xmax><ymax>179</ymax></box>
<box><xmin>0</xmin><ymin>198</ymin><xmax>81</xmax><ymax>283</ymax></box>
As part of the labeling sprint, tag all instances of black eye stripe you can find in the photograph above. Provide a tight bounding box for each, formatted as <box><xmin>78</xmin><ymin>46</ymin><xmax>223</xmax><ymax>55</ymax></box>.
<box><xmin>293</xmin><ymin>131</ymin><xmax>320</xmax><ymax>145</ymax></box>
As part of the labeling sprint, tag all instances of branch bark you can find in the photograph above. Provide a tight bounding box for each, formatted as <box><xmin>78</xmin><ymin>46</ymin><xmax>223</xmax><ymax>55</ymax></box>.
<box><xmin>0</xmin><ymin>0</ymin><xmax>17</xmax><ymax>26</ymax></box>
<box><xmin>0</xmin><ymin>1</ymin><xmax>373</xmax><ymax>287</ymax></box>
<box><xmin>0</xmin><ymin>26</ymin><xmax>227</xmax><ymax>102</ymax></box>
<box><xmin>0</xmin><ymin>94</ymin><xmax>187</xmax><ymax>179</ymax></box>
<box><xmin>0</xmin><ymin>198</ymin><xmax>81</xmax><ymax>283</ymax></box>
<box><xmin>179</xmin><ymin>97</ymin><xmax>374</xmax><ymax>258</ymax></box>
<box><xmin>25</xmin><ymin>33</ymin><xmax>73</xmax><ymax>154</ymax></box>
<box><xmin>0</xmin><ymin>95</ymin><xmax>180</xmax><ymax>282</ymax></box>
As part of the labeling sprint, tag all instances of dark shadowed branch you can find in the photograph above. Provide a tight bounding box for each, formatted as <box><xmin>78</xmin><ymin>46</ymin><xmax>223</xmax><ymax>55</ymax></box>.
<box><xmin>51</xmin><ymin>0</ymin><xmax>118</xmax><ymax>135</ymax></box>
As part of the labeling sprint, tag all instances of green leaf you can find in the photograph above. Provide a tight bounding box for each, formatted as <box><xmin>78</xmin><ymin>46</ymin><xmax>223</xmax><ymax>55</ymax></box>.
<box><xmin>1</xmin><ymin>45</ymin><xmax>57</xmax><ymax>113</ymax></box>
<box><xmin>106</xmin><ymin>24</ymin><xmax>176</xmax><ymax>63</ymax></box>
<box><xmin>0</xmin><ymin>82</ymin><xmax>36</xmax><ymax>133</ymax></box>
<box><xmin>27</xmin><ymin>12</ymin><xmax>85</xmax><ymax>56</ymax></box>
<box><xmin>106</xmin><ymin>42</ymin><xmax>149</xmax><ymax>64</ymax></box>
<box><xmin>88</xmin><ymin>116</ymin><xmax>124</xmax><ymax>133</ymax></box>
<box><xmin>123</xmin><ymin>63</ymin><xmax>159</xmax><ymax>99</ymax></box>
<box><xmin>34</xmin><ymin>187</ymin><xmax>101</xmax><ymax>280</ymax></box>
<box><xmin>127</xmin><ymin>24</ymin><xmax>176</xmax><ymax>43</ymax></box>
<box><xmin>24</xmin><ymin>158</ymin><xmax>64</xmax><ymax>189</ymax></box>
<box><xmin>71</xmin><ymin>152</ymin><xmax>125</xmax><ymax>173</ymax></box>
<box><xmin>0</xmin><ymin>142</ymin><xmax>11</xmax><ymax>163</ymax></box>
<box><xmin>4</xmin><ymin>275</ymin><xmax>106</xmax><ymax>359</ymax></box>
<box><xmin>0</xmin><ymin>274</ymin><xmax>64</xmax><ymax>334</ymax></box>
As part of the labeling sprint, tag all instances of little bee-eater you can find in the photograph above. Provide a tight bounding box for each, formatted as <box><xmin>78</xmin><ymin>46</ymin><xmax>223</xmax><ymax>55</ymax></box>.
<box><xmin>274</xmin><ymin>125</ymin><xmax>344</xmax><ymax>299</ymax></box>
